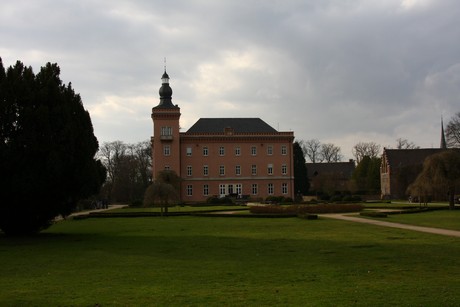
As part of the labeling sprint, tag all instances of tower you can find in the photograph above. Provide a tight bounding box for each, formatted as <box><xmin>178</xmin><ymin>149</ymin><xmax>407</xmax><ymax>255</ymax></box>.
<box><xmin>151</xmin><ymin>70</ymin><xmax>181</xmax><ymax>180</ymax></box>
<box><xmin>440</xmin><ymin>117</ymin><xmax>447</xmax><ymax>149</ymax></box>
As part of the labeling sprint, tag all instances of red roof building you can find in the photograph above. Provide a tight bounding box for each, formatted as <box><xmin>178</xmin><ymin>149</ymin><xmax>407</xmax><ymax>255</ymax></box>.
<box><xmin>151</xmin><ymin>71</ymin><xmax>295</xmax><ymax>202</ymax></box>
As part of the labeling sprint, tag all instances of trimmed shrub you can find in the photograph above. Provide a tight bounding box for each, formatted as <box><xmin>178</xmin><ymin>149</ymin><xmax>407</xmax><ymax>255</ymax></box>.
<box><xmin>249</xmin><ymin>204</ymin><xmax>363</xmax><ymax>215</ymax></box>
<box><xmin>330</xmin><ymin>195</ymin><xmax>343</xmax><ymax>202</ymax></box>
<box><xmin>298</xmin><ymin>213</ymin><xmax>318</xmax><ymax>220</ymax></box>
<box><xmin>297</xmin><ymin>204</ymin><xmax>363</xmax><ymax>214</ymax></box>
<box><xmin>131</xmin><ymin>199</ymin><xmax>143</xmax><ymax>207</ymax></box>
<box><xmin>206</xmin><ymin>196</ymin><xmax>233</xmax><ymax>204</ymax></box>
<box><xmin>360</xmin><ymin>211</ymin><xmax>387</xmax><ymax>218</ymax></box>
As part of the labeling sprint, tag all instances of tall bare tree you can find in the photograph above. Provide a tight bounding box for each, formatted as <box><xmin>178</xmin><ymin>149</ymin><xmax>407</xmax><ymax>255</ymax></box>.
<box><xmin>98</xmin><ymin>140</ymin><xmax>151</xmax><ymax>203</ymax></box>
<box><xmin>352</xmin><ymin>142</ymin><xmax>381</xmax><ymax>163</ymax></box>
<box><xmin>396</xmin><ymin>138</ymin><xmax>419</xmax><ymax>149</ymax></box>
<box><xmin>302</xmin><ymin>139</ymin><xmax>322</xmax><ymax>163</ymax></box>
<box><xmin>446</xmin><ymin>112</ymin><xmax>460</xmax><ymax>148</ymax></box>
<box><xmin>320</xmin><ymin>143</ymin><xmax>343</xmax><ymax>162</ymax></box>
<box><xmin>408</xmin><ymin>150</ymin><xmax>460</xmax><ymax>209</ymax></box>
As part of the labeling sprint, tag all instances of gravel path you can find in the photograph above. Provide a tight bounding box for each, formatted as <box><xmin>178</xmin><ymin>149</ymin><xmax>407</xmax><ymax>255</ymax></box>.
<box><xmin>321</xmin><ymin>213</ymin><xmax>460</xmax><ymax>238</ymax></box>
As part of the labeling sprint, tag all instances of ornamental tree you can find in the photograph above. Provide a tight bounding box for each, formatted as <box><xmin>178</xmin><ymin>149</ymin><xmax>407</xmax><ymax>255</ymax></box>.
<box><xmin>0</xmin><ymin>58</ymin><xmax>106</xmax><ymax>235</ymax></box>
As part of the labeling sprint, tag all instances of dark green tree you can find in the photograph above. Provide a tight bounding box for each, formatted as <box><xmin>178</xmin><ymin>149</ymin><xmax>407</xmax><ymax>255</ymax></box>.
<box><xmin>352</xmin><ymin>156</ymin><xmax>381</xmax><ymax>193</ymax></box>
<box><xmin>0</xmin><ymin>59</ymin><xmax>106</xmax><ymax>235</ymax></box>
<box><xmin>293</xmin><ymin>141</ymin><xmax>309</xmax><ymax>196</ymax></box>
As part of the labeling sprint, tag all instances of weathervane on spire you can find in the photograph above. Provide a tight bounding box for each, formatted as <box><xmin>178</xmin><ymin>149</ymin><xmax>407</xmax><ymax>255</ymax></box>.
<box><xmin>164</xmin><ymin>57</ymin><xmax>166</xmax><ymax>72</ymax></box>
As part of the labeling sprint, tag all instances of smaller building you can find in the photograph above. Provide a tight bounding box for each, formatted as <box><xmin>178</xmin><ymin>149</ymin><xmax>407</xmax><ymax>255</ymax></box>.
<box><xmin>380</xmin><ymin>148</ymin><xmax>444</xmax><ymax>199</ymax></box>
<box><xmin>306</xmin><ymin>160</ymin><xmax>355</xmax><ymax>193</ymax></box>
<box><xmin>380</xmin><ymin>120</ymin><xmax>449</xmax><ymax>199</ymax></box>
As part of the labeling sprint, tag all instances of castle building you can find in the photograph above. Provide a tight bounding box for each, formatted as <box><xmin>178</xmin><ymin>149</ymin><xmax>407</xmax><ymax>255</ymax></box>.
<box><xmin>151</xmin><ymin>70</ymin><xmax>295</xmax><ymax>202</ymax></box>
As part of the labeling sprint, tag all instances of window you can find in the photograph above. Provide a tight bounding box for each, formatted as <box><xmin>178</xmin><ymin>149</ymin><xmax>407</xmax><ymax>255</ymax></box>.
<box><xmin>268</xmin><ymin>164</ymin><xmax>273</xmax><ymax>175</ymax></box>
<box><xmin>186</xmin><ymin>185</ymin><xmax>193</xmax><ymax>196</ymax></box>
<box><xmin>161</xmin><ymin>126</ymin><xmax>172</xmax><ymax>136</ymax></box>
<box><xmin>203</xmin><ymin>184</ymin><xmax>209</xmax><ymax>196</ymax></box>
<box><xmin>281</xmin><ymin>145</ymin><xmax>287</xmax><ymax>155</ymax></box>
<box><xmin>219</xmin><ymin>165</ymin><xmax>225</xmax><ymax>176</ymax></box>
<box><xmin>187</xmin><ymin>165</ymin><xmax>192</xmax><ymax>176</ymax></box>
<box><xmin>164</xmin><ymin>165</ymin><xmax>170</xmax><ymax>170</ymax></box>
<box><xmin>251</xmin><ymin>164</ymin><xmax>257</xmax><ymax>175</ymax></box>
<box><xmin>235</xmin><ymin>165</ymin><xmax>241</xmax><ymax>176</ymax></box>
<box><xmin>203</xmin><ymin>165</ymin><xmax>209</xmax><ymax>176</ymax></box>
<box><xmin>186</xmin><ymin>147</ymin><xmax>192</xmax><ymax>156</ymax></box>
<box><xmin>203</xmin><ymin>146</ymin><xmax>208</xmax><ymax>156</ymax></box>
<box><xmin>267</xmin><ymin>145</ymin><xmax>273</xmax><ymax>155</ymax></box>
<box><xmin>252</xmin><ymin>184</ymin><xmax>258</xmax><ymax>195</ymax></box>
<box><xmin>251</xmin><ymin>146</ymin><xmax>257</xmax><ymax>156</ymax></box>
<box><xmin>219</xmin><ymin>184</ymin><xmax>226</xmax><ymax>195</ymax></box>
<box><xmin>236</xmin><ymin>184</ymin><xmax>242</xmax><ymax>195</ymax></box>
<box><xmin>282</xmin><ymin>164</ymin><xmax>287</xmax><ymax>175</ymax></box>
<box><xmin>282</xmin><ymin>183</ymin><xmax>288</xmax><ymax>194</ymax></box>
<box><xmin>235</xmin><ymin>147</ymin><xmax>241</xmax><ymax>156</ymax></box>
<box><xmin>268</xmin><ymin>183</ymin><xmax>274</xmax><ymax>195</ymax></box>
<box><xmin>163</xmin><ymin>145</ymin><xmax>170</xmax><ymax>156</ymax></box>
<box><xmin>219</xmin><ymin>146</ymin><xmax>225</xmax><ymax>156</ymax></box>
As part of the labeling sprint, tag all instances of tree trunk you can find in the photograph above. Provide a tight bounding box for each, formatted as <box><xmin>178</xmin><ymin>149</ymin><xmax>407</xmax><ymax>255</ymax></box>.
<box><xmin>449</xmin><ymin>188</ymin><xmax>455</xmax><ymax>210</ymax></box>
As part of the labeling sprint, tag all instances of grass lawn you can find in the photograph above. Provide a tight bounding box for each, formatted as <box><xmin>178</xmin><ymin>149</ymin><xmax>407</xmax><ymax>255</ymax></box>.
<box><xmin>1</xmin><ymin>216</ymin><xmax>459</xmax><ymax>306</ymax></box>
<box><xmin>381</xmin><ymin>210</ymin><xmax>460</xmax><ymax>231</ymax></box>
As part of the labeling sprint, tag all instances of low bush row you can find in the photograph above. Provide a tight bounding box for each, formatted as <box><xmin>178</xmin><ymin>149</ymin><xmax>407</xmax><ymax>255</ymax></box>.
<box><xmin>360</xmin><ymin>211</ymin><xmax>388</xmax><ymax>218</ymax></box>
<box><xmin>249</xmin><ymin>204</ymin><xmax>363</xmax><ymax>215</ymax></box>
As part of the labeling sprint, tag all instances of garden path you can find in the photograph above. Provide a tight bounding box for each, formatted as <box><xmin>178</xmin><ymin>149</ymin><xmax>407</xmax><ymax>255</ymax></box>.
<box><xmin>321</xmin><ymin>213</ymin><xmax>460</xmax><ymax>238</ymax></box>
<box><xmin>55</xmin><ymin>204</ymin><xmax>128</xmax><ymax>221</ymax></box>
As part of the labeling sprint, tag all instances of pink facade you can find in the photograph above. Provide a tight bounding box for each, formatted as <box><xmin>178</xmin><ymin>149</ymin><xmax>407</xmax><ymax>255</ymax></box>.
<box><xmin>151</xmin><ymin>71</ymin><xmax>294</xmax><ymax>203</ymax></box>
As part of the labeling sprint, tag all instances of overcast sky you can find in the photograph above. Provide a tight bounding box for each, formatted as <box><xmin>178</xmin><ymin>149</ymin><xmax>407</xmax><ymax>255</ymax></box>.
<box><xmin>1</xmin><ymin>0</ymin><xmax>459</xmax><ymax>160</ymax></box>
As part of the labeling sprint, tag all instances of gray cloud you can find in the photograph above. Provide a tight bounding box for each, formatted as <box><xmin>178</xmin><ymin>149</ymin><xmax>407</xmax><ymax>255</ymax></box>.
<box><xmin>1</xmin><ymin>0</ymin><xmax>459</xmax><ymax>158</ymax></box>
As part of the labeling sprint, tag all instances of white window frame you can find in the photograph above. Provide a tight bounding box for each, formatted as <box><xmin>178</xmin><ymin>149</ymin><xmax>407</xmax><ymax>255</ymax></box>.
<box><xmin>186</xmin><ymin>185</ymin><xmax>193</xmax><ymax>196</ymax></box>
<box><xmin>236</xmin><ymin>184</ymin><xmax>242</xmax><ymax>195</ymax></box>
<box><xmin>187</xmin><ymin>165</ymin><xmax>192</xmax><ymax>176</ymax></box>
<box><xmin>282</xmin><ymin>164</ymin><xmax>287</xmax><ymax>175</ymax></box>
<box><xmin>267</xmin><ymin>145</ymin><xmax>273</xmax><ymax>155</ymax></box>
<box><xmin>268</xmin><ymin>183</ymin><xmax>274</xmax><ymax>195</ymax></box>
<box><xmin>251</xmin><ymin>146</ymin><xmax>257</xmax><ymax>156</ymax></box>
<box><xmin>219</xmin><ymin>165</ymin><xmax>225</xmax><ymax>176</ymax></box>
<box><xmin>281</xmin><ymin>145</ymin><xmax>287</xmax><ymax>155</ymax></box>
<box><xmin>282</xmin><ymin>183</ymin><xmax>288</xmax><ymax>194</ymax></box>
<box><xmin>161</xmin><ymin>126</ymin><xmax>172</xmax><ymax>136</ymax></box>
<box><xmin>203</xmin><ymin>184</ymin><xmax>209</xmax><ymax>196</ymax></box>
<box><xmin>252</xmin><ymin>183</ymin><xmax>258</xmax><ymax>195</ymax></box>
<box><xmin>203</xmin><ymin>165</ymin><xmax>209</xmax><ymax>176</ymax></box>
<box><xmin>268</xmin><ymin>164</ymin><xmax>273</xmax><ymax>175</ymax></box>
<box><xmin>203</xmin><ymin>146</ymin><xmax>208</xmax><ymax>156</ymax></box>
<box><xmin>251</xmin><ymin>164</ymin><xmax>257</xmax><ymax>175</ymax></box>
<box><xmin>186</xmin><ymin>147</ymin><xmax>192</xmax><ymax>156</ymax></box>
<box><xmin>235</xmin><ymin>165</ymin><xmax>241</xmax><ymax>176</ymax></box>
<box><xmin>235</xmin><ymin>147</ymin><xmax>241</xmax><ymax>156</ymax></box>
<box><xmin>219</xmin><ymin>184</ymin><xmax>226</xmax><ymax>196</ymax></box>
<box><xmin>163</xmin><ymin>145</ymin><xmax>171</xmax><ymax>156</ymax></box>
<box><xmin>219</xmin><ymin>146</ymin><xmax>225</xmax><ymax>156</ymax></box>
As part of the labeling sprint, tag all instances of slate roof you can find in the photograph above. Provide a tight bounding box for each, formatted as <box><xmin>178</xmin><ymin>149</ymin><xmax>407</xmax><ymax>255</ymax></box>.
<box><xmin>186</xmin><ymin>118</ymin><xmax>277</xmax><ymax>133</ymax></box>
<box><xmin>383</xmin><ymin>149</ymin><xmax>444</xmax><ymax>168</ymax></box>
<box><xmin>305</xmin><ymin>161</ymin><xmax>355</xmax><ymax>180</ymax></box>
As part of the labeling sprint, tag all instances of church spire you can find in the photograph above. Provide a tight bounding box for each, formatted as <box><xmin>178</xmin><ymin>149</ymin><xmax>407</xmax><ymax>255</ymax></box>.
<box><xmin>440</xmin><ymin>116</ymin><xmax>447</xmax><ymax>149</ymax></box>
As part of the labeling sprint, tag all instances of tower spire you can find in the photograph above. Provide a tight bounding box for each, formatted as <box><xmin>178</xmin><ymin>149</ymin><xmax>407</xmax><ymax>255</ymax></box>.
<box><xmin>440</xmin><ymin>116</ymin><xmax>447</xmax><ymax>149</ymax></box>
